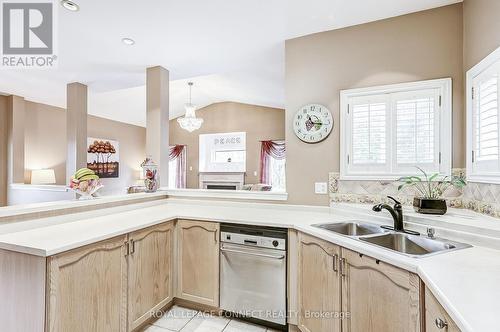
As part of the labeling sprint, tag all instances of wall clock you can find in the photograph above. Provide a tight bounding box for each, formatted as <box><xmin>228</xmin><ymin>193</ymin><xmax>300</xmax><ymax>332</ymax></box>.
<box><xmin>293</xmin><ymin>104</ymin><xmax>333</xmax><ymax>143</ymax></box>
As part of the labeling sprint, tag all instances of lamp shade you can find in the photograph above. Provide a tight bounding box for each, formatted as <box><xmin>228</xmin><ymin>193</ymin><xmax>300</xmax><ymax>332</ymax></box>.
<box><xmin>31</xmin><ymin>169</ymin><xmax>56</xmax><ymax>185</ymax></box>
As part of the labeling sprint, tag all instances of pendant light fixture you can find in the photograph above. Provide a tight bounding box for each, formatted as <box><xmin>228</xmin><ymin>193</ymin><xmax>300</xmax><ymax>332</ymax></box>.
<box><xmin>177</xmin><ymin>82</ymin><xmax>203</xmax><ymax>132</ymax></box>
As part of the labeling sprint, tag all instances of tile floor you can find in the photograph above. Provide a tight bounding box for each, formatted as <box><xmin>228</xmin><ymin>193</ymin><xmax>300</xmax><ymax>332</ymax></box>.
<box><xmin>143</xmin><ymin>306</ymin><xmax>280</xmax><ymax>332</ymax></box>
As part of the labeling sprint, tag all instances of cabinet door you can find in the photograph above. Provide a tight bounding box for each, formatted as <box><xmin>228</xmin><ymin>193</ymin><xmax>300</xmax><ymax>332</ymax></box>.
<box><xmin>46</xmin><ymin>235</ymin><xmax>128</xmax><ymax>332</ymax></box>
<box><xmin>425</xmin><ymin>286</ymin><xmax>461</xmax><ymax>332</ymax></box>
<box><xmin>297</xmin><ymin>233</ymin><xmax>341</xmax><ymax>332</ymax></box>
<box><xmin>128</xmin><ymin>221</ymin><xmax>174</xmax><ymax>331</ymax></box>
<box><xmin>341</xmin><ymin>249</ymin><xmax>420</xmax><ymax>332</ymax></box>
<box><xmin>178</xmin><ymin>219</ymin><xmax>220</xmax><ymax>307</ymax></box>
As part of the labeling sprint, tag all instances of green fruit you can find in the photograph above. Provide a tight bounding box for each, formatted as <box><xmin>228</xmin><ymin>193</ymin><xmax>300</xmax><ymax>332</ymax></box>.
<box><xmin>79</xmin><ymin>174</ymin><xmax>99</xmax><ymax>181</ymax></box>
<box><xmin>75</xmin><ymin>168</ymin><xmax>95</xmax><ymax>180</ymax></box>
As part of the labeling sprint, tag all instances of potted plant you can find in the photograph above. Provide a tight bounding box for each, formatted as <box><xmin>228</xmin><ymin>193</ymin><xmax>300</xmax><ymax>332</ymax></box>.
<box><xmin>398</xmin><ymin>167</ymin><xmax>466</xmax><ymax>215</ymax></box>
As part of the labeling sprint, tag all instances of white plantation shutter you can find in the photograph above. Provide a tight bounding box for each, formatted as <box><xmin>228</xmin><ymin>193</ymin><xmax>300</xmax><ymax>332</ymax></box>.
<box><xmin>394</xmin><ymin>89</ymin><xmax>440</xmax><ymax>171</ymax></box>
<box><xmin>475</xmin><ymin>77</ymin><xmax>499</xmax><ymax>161</ymax></box>
<box><xmin>470</xmin><ymin>60</ymin><xmax>500</xmax><ymax>178</ymax></box>
<box><xmin>341</xmin><ymin>79</ymin><xmax>451</xmax><ymax>179</ymax></box>
<box><xmin>352</xmin><ymin>102</ymin><xmax>387</xmax><ymax>164</ymax></box>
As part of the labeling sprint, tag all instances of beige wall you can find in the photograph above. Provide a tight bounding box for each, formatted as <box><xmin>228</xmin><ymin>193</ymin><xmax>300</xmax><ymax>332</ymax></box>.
<box><xmin>463</xmin><ymin>0</ymin><xmax>500</xmax><ymax>70</ymax></box>
<box><xmin>0</xmin><ymin>96</ymin><xmax>7</xmax><ymax>206</ymax></box>
<box><xmin>285</xmin><ymin>4</ymin><xmax>464</xmax><ymax>206</ymax></box>
<box><xmin>23</xmin><ymin>101</ymin><xmax>146</xmax><ymax>196</ymax></box>
<box><xmin>170</xmin><ymin>102</ymin><xmax>285</xmax><ymax>189</ymax></box>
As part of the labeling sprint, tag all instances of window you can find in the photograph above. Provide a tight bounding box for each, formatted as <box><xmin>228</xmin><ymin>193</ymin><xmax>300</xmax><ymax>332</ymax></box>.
<box><xmin>340</xmin><ymin>79</ymin><xmax>452</xmax><ymax>180</ymax></box>
<box><xmin>269</xmin><ymin>157</ymin><xmax>286</xmax><ymax>191</ymax></box>
<box><xmin>168</xmin><ymin>145</ymin><xmax>187</xmax><ymax>188</ymax></box>
<box><xmin>213</xmin><ymin>150</ymin><xmax>246</xmax><ymax>163</ymax></box>
<box><xmin>260</xmin><ymin>140</ymin><xmax>286</xmax><ymax>192</ymax></box>
<box><xmin>199</xmin><ymin>132</ymin><xmax>246</xmax><ymax>172</ymax></box>
<box><xmin>467</xmin><ymin>46</ymin><xmax>500</xmax><ymax>183</ymax></box>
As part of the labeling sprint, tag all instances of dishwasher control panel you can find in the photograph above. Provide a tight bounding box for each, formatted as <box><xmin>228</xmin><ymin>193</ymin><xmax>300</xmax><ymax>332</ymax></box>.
<box><xmin>220</xmin><ymin>224</ymin><xmax>287</xmax><ymax>251</ymax></box>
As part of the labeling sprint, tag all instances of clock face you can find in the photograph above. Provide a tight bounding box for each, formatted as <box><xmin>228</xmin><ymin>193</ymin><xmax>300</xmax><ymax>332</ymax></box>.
<box><xmin>293</xmin><ymin>104</ymin><xmax>333</xmax><ymax>143</ymax></box>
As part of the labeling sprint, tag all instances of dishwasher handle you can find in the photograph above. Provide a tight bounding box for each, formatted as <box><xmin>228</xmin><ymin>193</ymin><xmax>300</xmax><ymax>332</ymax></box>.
<box><xmin>220</xmin><ymin>247</ymin><xmax>285</xmax><ymax>260</ymax></box>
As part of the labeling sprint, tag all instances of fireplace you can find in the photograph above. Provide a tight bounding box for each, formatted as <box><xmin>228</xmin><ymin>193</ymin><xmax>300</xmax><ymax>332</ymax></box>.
<box><xmin>199</xmin><ymin>172</ymin><xmax>245</xmax><ymax>190</ymax></box>
<box><xmin>206</xmin><ymin>184</ymin><xmax>237</xmax><ymax>190</ymax></box>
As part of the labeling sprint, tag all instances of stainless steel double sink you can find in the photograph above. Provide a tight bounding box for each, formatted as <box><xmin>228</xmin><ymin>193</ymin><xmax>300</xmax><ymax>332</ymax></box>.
<box><xmin>313</xmin><ymin>222</ymin><xmax>470</xmax><ymax>257</ymax></box>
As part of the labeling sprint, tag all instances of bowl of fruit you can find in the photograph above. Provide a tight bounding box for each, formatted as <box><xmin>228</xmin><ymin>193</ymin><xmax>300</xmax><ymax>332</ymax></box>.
<box><xmin>69</xmin><ymin>168</ymin><xmax>103</xmax><ymax>199</ymax></box>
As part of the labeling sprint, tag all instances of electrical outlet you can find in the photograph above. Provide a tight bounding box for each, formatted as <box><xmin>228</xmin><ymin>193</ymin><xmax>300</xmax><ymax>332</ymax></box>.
<box><xmin>253</xmin><ymin>171</ymin><xmax>257</xmax><ymax>176</ymax></box>
<box><xmin>315</xmin><ymin>182</ymin><xmax>328</xmax><ymax>194</ymax></box>
<box><xmin>189</xmin><ymin>166</ymin><xmax>193</xmax><ymax>171</ymax></box>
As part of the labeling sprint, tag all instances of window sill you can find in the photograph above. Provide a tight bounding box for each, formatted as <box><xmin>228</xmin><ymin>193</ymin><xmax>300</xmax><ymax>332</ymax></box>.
<box><xmin>162</xmin><ymin>188</ymin><xmax>288</xmax><ymax>201</ymax></box>
<box><xmin>465</xmin><ymin>174</ymin><xmax>500</xmax><ymax>185</ymax></box>
<box><xmin>340</xmin><ymin>172</ymin><xmax>451</xmax><ymax>181</ymax></box>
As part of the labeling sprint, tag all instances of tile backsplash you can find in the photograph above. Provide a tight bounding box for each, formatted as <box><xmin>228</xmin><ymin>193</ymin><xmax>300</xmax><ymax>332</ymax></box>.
<box><xmin>329</xmin><ymin>169</ymin><xmax>500</xmax><ymax>219</ymax></box>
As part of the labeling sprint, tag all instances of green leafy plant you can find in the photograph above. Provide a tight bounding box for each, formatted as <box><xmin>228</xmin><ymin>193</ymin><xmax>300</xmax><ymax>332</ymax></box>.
<box><xmin>398</xmin><ymin>167</ymin><xmax>466</xmax><ymax>199</ymax></box>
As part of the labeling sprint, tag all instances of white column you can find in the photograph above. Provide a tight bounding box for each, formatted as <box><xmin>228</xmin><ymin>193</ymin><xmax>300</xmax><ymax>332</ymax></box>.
<box><xmin>146</xmin><ymin>66</ymin><xmax>170</xmax><ymax>187</ymax></box>
<box><xmin>6</xmin><ymin>95</ymin><xmax>25</xmax><ymax>185</ymax></box>
<box><xmin>66</xmin><ymin>82</ymin><xmax>88</xmax><ymax>183</ymax></box>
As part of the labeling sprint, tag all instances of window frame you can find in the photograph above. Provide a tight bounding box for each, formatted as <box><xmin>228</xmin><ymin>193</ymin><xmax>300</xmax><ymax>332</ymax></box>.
<box><xmin>466</xmin><ymin>46</ymin><xmax>500</xmax><ymax>184</ymax></box>
<box><xmin>340</xmin><ymin>78</ymin><xmax>452</xmax><ymax>180</ymax></box>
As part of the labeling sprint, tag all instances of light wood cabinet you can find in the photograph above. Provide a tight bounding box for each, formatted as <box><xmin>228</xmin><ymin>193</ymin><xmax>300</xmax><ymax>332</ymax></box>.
<box><xmin>341</xmin><ymin>248</ymin><xmax>421</xmax><ymax>332</ymax></box>
<box><xmin>297</xmin><ymin>233</ymin><xmax>341</xmax><ymax>332</ymax></box>
<box><xmin>177</xmin><ymin>219</ymin><xmax>220</xmax><ymax>307</ymax></box>
<box><xmin>127</xmin><ymin>222</ymin><xmax>174</xmax><ymax>331</ymax></box>
<box><xmin>425</xmin><ymin>286</ymin><xmax>461</xmax><ymax>332</ymax></box>
<box><xmin>46</xmin><ymin>235</ymin><xmax>128</xmax><ymax>332</ymax></box>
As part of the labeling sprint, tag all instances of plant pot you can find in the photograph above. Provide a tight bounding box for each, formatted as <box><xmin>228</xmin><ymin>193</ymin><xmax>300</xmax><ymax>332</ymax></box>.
<box><xmin>413</xmin><ymin>197</ymin><xmax>447</xmax><ymax>215</ymax></box>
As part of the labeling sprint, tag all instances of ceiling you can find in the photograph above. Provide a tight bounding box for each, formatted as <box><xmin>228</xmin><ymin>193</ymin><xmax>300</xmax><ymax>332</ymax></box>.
<box><xmin>0</xmin><ymin>0</ymin><xmax>461</xmax><ymax>126</ymax></box>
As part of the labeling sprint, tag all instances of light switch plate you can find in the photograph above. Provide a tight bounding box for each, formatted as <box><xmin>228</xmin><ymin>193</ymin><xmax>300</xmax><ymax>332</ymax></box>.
<box><xmin>315</xmin><ymin>182</ymin><xmax>328</xmax><ymax>194</ymax></box>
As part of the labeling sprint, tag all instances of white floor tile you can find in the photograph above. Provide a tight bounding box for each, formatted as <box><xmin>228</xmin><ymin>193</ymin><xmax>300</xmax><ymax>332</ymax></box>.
<box><xmin>152</xmin><ymin>306</ymin><xmax>199</xmax><ymax>331</ymax></box>
<box><xmin>222</xmin><ymin>319</ymin><xmax>267</xmax><ymax>332</ymax></box>
<box><xmin>181</xmin><ymin>313</ymin><xmax>230</xmax><ymax>332</ymax></box>
<box><xmin>143</xmin><ymin>324</ymin><xmax>169</xmax><ymax>332</ymax></box>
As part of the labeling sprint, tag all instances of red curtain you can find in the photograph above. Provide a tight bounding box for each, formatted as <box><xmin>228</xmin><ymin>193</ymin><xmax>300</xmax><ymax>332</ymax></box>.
<box><xmin>169</xmin><ymin>145</ymin><xmax>186</xmax><ymax>188</ymax></box>
<box><xmin>260</xmin><ymin>140</ymin><xmax>285</xmax><ymax>184</ymax></box>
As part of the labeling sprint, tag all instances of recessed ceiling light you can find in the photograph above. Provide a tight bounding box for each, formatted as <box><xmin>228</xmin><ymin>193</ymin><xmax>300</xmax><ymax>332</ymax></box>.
<box><xmin>60</xmin><ymin>0</ymin><xmax>79</xmax><ymax>12</ymax></box>
<box><xmin>122</xmin><ymin>38</ymin><xmax>135</xmax><ymax>46</ymax></box>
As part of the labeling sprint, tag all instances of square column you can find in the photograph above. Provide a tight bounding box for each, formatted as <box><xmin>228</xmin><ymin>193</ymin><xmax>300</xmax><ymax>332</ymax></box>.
<box><xmin>146</xmin><ymin>66</ymin><xmax>170</xmax><ymax>187</ymax></box>
<box><xmin>6</xmin><ymin>95</ymin><xmax>25</xmax><ymax>185</ymax></box>
<box><xmin>66</xmin><ymin>82</ymin><xmax>88</xmax><ymax>183</ymax></box>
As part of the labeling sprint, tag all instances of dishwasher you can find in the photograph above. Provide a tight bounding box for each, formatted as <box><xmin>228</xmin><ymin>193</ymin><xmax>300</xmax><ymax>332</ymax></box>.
<box><xmin>219</xmin><ymin>223</ymin><xmax>287</xmax><ymax>328</ymax></box>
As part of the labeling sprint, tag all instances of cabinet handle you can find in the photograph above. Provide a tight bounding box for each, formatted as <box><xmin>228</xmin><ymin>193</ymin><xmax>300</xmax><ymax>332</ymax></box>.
<box><xmin>435</xmin><ymin>318</ymin><xmax>448</xmax><ymax>329</ymax></box>
<box><xmin>340</xmin><ymin>258</ymin><xmax>346</xmax><ymax>278</ymax></box>
<box><xmin>214</xmin><ymin>230</ymin><xmax>218</xmax><ymax>243</ymax></box>
<box><xmin>124</xmin><ymin>241</ymin><xmax>129</xmax><ymax>257</ymax></box>
<box><xmin>333</xmin><ymin>254</ymin><xmax>339</xmax><ymax>273</ymax></box>
<box><xmin>130</xmin><ymin>239</ymin><xmax>135</xmax><ymax>254</ymax></box>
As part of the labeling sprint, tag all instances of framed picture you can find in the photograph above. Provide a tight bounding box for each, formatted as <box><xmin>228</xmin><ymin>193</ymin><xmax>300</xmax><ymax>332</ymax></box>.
<box><xmin>87</xmin><ymin>137</ymin><xmax>120</xmax><ymax>178</ymax></box>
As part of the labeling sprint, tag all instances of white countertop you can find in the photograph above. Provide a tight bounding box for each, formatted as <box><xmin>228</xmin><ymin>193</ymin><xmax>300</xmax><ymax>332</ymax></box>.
<box><xmin>0</xmin><ymin>198</ymin><xmax>498</xmax><ymax>332</ymax></box>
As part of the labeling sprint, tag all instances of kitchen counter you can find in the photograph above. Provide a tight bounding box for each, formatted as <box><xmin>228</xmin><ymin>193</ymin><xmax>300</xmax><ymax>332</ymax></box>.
<box><xmin>0</xmin><ymin>197</ymin><xmax>498</xmax><ymax>332</ymax></box>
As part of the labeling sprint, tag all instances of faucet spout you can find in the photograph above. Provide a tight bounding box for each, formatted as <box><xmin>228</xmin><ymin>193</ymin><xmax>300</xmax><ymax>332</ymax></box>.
<box><xmin>372</xmin><ymin>197</ymin><xmax>405</xmax><ymax>232</ymax></box>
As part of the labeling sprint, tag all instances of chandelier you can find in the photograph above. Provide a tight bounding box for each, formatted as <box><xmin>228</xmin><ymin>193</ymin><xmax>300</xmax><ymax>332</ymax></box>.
<box><xmin>177</xmin><ymin>82</ymin><xmax>203</xmax><ymax>132</ymax></box>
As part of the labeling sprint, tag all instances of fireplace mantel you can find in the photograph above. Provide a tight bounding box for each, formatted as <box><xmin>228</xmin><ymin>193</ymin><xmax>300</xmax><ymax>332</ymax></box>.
<box><xmin>199</xmin><ymin>172</ymin><xmax>245</xmax><ymax>190</ymax></box>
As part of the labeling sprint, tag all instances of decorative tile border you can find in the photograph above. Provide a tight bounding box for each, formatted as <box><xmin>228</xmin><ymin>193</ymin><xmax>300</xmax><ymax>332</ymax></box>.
<box><xmin>328</xmin><ymin>169</ymin><xmax>500</xmax><ymax>219</ymax></box>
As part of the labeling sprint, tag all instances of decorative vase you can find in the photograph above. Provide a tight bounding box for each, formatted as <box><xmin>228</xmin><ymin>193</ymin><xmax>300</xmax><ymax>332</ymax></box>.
<box><xmin>413</xmin><ymin>197</ymin><xmax>447</xmax><ymax>215</ymax></box>
<box><xmin>141</xmin><ymin>157</ymin><xmax>158</xmax><ymax>193</ymax></box>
